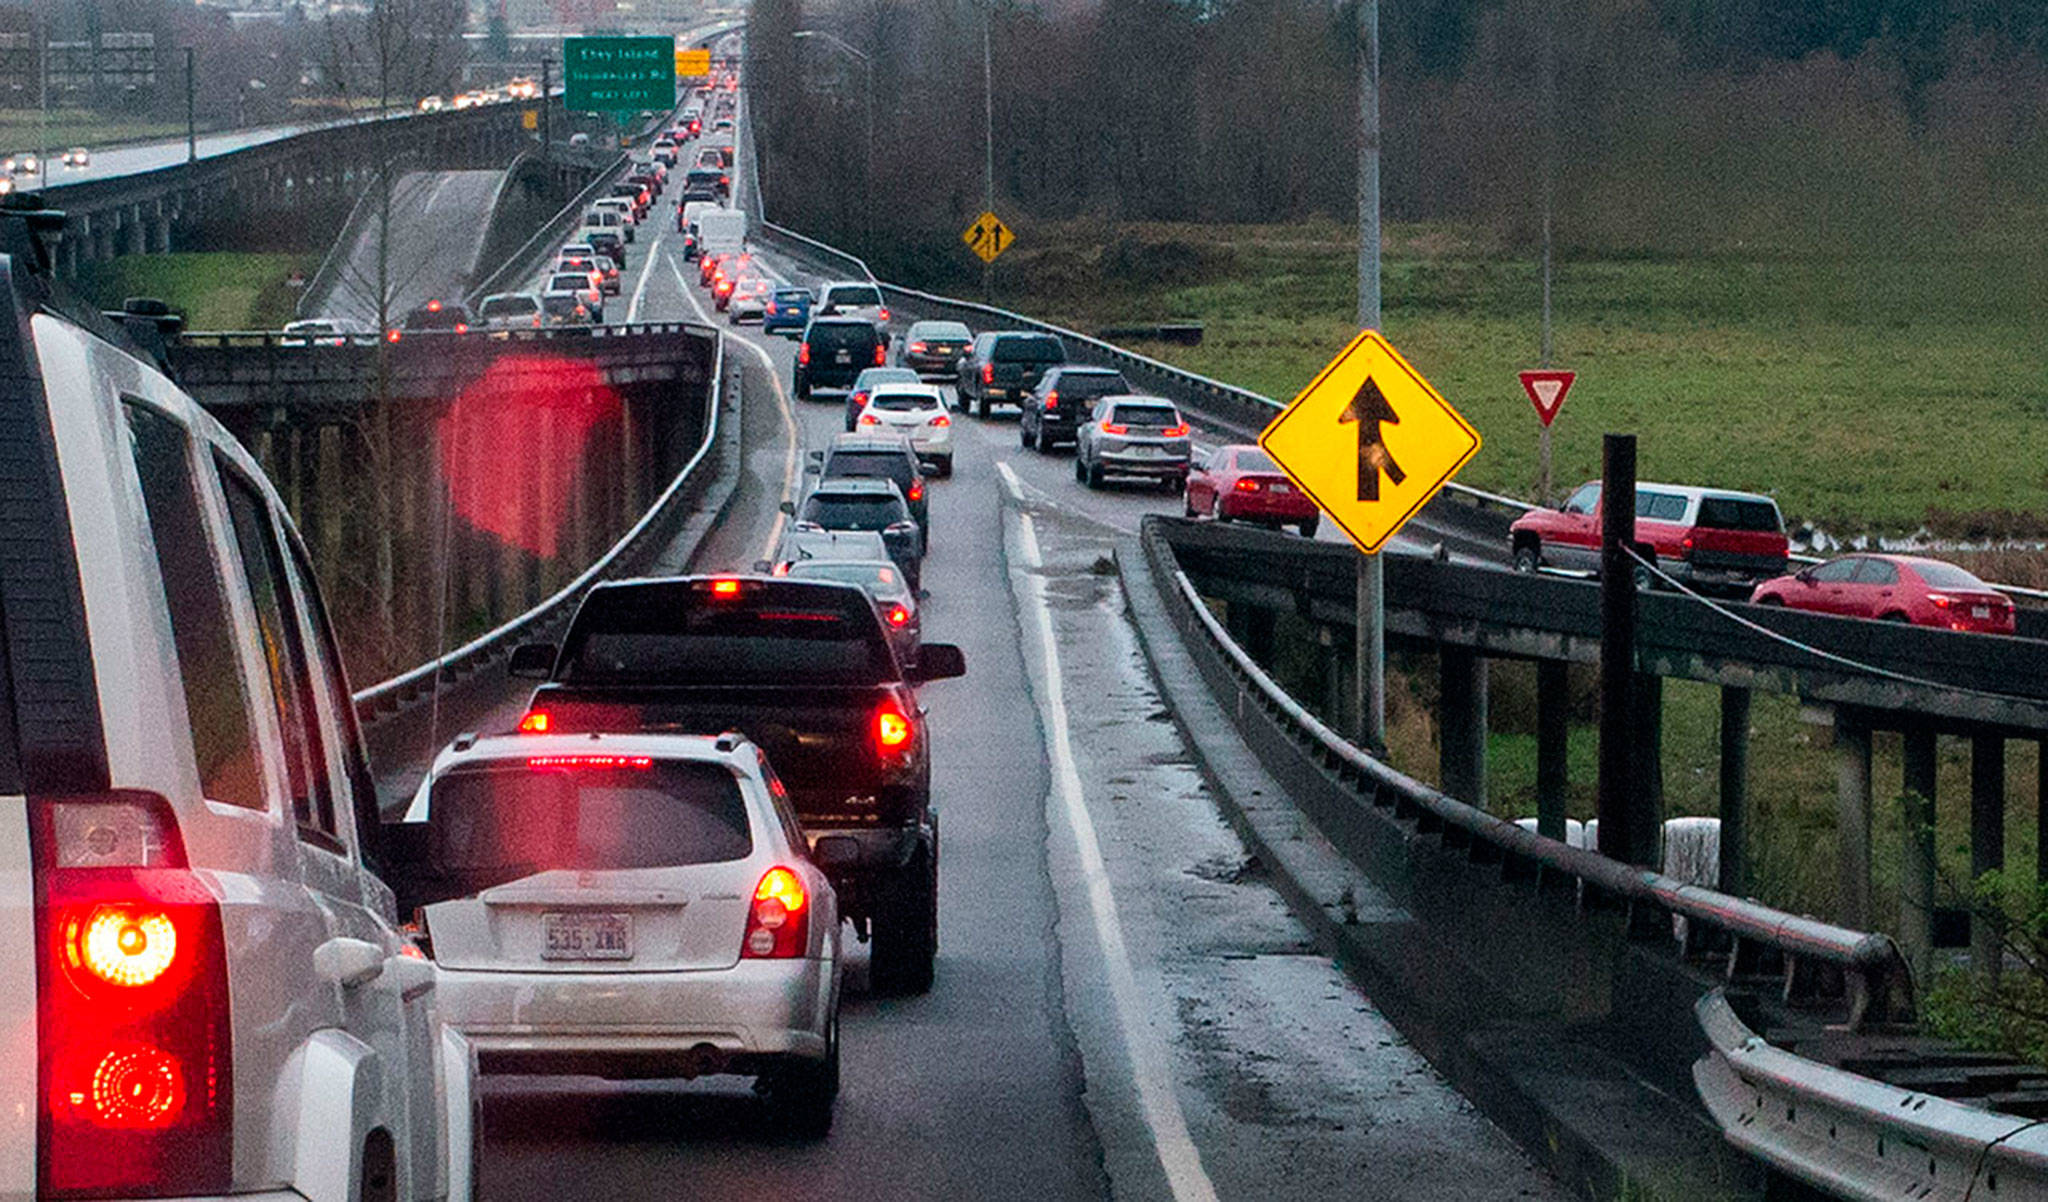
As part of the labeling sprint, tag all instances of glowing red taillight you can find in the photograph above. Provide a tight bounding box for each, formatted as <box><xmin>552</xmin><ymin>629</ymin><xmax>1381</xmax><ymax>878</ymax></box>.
<box><xmin>1235</xmin><ymin>478</ymin><xmax>1261</xmax><ymax>492</ymax></box>
<box><xmin>887</xmin><ymin>604</ymin><xmax>910</xmax><ymax>627</ymax></box>
<box><xmin>1043</xmin><ymin>390</ymin><xmax>1058</xmax><ymax>410</ymax></box>
<box><xmin>518</xmin><ymin>709</ymin><xmax>552</xmax><ymax>733</ymax></box>
<box><xmin>385</xmin><ymin>328</ymin><xmax>401</xmax><ymax>343</ymax></box>
<box><xmin>875</xmin><ymin>706</ymin><xmax>913</xmax><ymax>753</ymax></box>
<box><xmin>859</xmin><ymin>413</ymin><xmax>880</xmax><ymax>426</ymax></box>
<box><xmin>1102</xmin><ymin>423</ymin><xmax>1129</xmax><ymax>435</ymax></box>
<box><xmin>454</xmin><ymin>322</ymin><xmax>470</xmax><ymax>334</ymax></box>
<box><xmin>931</xmin><ymin>414</ymin><xmax>951</xmax><ymax>427</ymax></box>
<box><xmin>878</xmin><ymin>307</ymin><xmax>891</xmax><ymax>323</ymax></box>
<box><xmin>908</xmin><ymin>481</ymin><xmax>924</xmax><ymax>503</ymax></box>
<box><xmin>711</xmin><ymin>577</ymin><xmax>743</xmax><ymax>597</ymax></box>
<box><xmin>743</xmin><ymin>867</ymin><xmax>810</xmax><ymax>958</ymax></box>
<box><xmin>874</xmin><ymin>344</ymin><xmax>887</xmax><ymax>366</ymax></box>
<box><xmin>982</xmin><ymin>363</ymin><xmax>994</xmax><ymax>385</ymax></box>
<box><xmin>1162</xmin><ymin>423</ymin><xmax>1189</xmax><ymax>438</ymax></box>
<box><xmin>33</xmin><ymin>792</ymin><xmax>233</xmax><ymax>1197</ymax></box>
<box><xmin>798</xmin><ymin>343</ymin><xmax>811</xmax><ymax>366</ymax></box>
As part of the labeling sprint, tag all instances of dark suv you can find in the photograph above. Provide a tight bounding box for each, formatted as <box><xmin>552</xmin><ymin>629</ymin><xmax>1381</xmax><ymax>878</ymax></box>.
<box><xmin>796</xmin><ymin>317</ymin><xmax>889</xmax><ymax>397</ymax></box>
<box><xmin>1021</xmin><ymin>365</ymin><xmax>1132</xmax><ymax>452</ymax></box>
<box><xmin>958</xmin><ymin>331</ymin><xmax>1067</xmax><ymax>418</ymax></box>
<box><xmin>786</xmin><ymin>478</ymin><xmax>924</xmax><ymax>591</ymax></box>
<box><xmin>813</xmin><ymin>433</ymin><xmax>929</xmax><ymax>548</ymax></box>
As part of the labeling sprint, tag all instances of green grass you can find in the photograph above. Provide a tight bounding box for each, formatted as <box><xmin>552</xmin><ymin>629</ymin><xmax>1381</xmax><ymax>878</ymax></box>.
<box><xmin>996</xmin><ymin>220</ymin><xmax>2048</xmax><ymax>537</ymax></box>
<box><xmin>0</xmin><ymin>112</ymin><xmax>190</xmax><ymax>152</ymax></box>
<box><xmin>72</xmin><ymin>253</ymin><xmax>315</xmax><ymax>331</ymax></box>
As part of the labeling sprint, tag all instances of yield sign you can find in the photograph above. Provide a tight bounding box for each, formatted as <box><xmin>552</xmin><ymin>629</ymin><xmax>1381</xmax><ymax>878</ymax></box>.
<box><xmin>1519</xmin><ymin>369</ymin><xmax>1575</xmax><ymax>427</ymax></box>
<box><xmin>1259</xmin><ymin>330</ymin><xmax>1482</xmax><ymax>555</ymax></box>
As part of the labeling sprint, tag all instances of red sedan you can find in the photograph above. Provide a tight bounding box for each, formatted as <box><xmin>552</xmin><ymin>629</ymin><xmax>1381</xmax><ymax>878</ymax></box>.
<box><xmin>1750</xmin><ymin>554</ymin><xmax>2015</xmax><ymax>634</ymax></box>
<box><xmin>1184</xmin><ymin>444</ymin><xmax>1320</xmax><ymax>537</ymax></box>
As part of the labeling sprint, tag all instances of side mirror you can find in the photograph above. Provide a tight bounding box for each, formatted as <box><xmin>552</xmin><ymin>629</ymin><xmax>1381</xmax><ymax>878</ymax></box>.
<box><xmin>807</xmin><ymin>449</ymin><xmax>825</xmax><ymax>461</ymax></box>
<box><xmin>779</xmin><ymin>500</ymin><xmax>796</xmax><ymax>515</ymax></box>
<box><xmin>811</xmin><ymin>834</ymin><xmax>861</xmax><ymax>868</ymax></box>
<box><xmin>911</xmin><ymin>643</ymin><xmax>966</xmax><ymax>683</ymax></box>
<box><xmin>312</xmin><ymin>936</ymin><xmax>385</xmax><ymax>989</ymax></box>
<box><xmin>803</xmin><ymin>462</ymin><xmax>822</xmax><ymax>475</ymax></box>
<box><xmin>509</xmin><ymin>642</ymin><xmax>557</xmax><ymax>679</ymax></box>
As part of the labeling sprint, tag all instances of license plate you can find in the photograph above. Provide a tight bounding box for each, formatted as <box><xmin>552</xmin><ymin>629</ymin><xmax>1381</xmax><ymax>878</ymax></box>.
<box><xmin>1973</xmin><ymin>605</ymin><xmax>1992</xmax><ymax>619</ymax></box>
<box><xmin>542</xmin><ymin>912</ymin><xmax>633</xmax><ymax>960</ymax></box>
<box><xmin>1132</xmin><ymin>445</ymin><xmax>1164</xmax><ymax>457</ymax></box>
<box><xmin>834</xmin><ymin>350</ymin><xmax>851</xmax><ymax>364</ymax></box>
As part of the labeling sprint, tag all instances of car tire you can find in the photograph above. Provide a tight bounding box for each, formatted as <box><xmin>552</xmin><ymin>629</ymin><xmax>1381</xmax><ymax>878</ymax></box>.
<box><xmin>936</xmin><ymin>457</ymin><xmax>953</xmax><ymax>478</ymax></box>
<box><xmin>1019</xmin><ymin>421</ymin><xmax>1033</xmax><ymax>449</ymax></box>
<box><xmin>1165</xmin><ymin>474</ymin><xmax>1186</xmax><ymax>495</ymax></box>
<box><xmin>1074</xmin><ymin>455</ymin><xmax>1087</xmax><ymax>484</ymax></box>
<box><xmin>1513</xmin><ymin>542</ymin><xmax>1541</xmax><ymax>573</ymax></box>
<box><xmin>795</xmin><ymin>377</ymin><xmax>810</xmax><ymax>400</ymax></box>
<box><xmin>765</xmin><ymin>1012</ymin><xmax>839</xmax><ymax>1139</ymax></box>
<box><xmin>871</xmin><ymin>848</ymin><xmax>936</xmax><ymax>995</ymax></box>
<box><xmin>1756</xmin><ymin>595</ymin><xmax>1784</xmax><ymax>606</ymax></box>
<box><xmin>976</xmin><ymin>394</ymin><xmax>991</xmax><ymax>420</ymax></box>
<box><xmin>1086</xmin><ymin>460</ymin><xmax>1106</xmax><ymax>490</ymax></box>
<box><xmin>1183</xmin><ymin>492</ymin><xmax>1198</xmax><ymax>518</ymax></box>
<box><xmin>1298</xmin><ymin>515</ymin><xmax>1319</xmax><ymax>538</ymax></box>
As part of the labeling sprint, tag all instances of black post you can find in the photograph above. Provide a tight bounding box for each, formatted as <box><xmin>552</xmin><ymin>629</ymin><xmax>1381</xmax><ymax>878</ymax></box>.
<box><xmin>1598</xmin><ymin>434</ymin><xmax>1651</xmax><ymax>864</ymax></box>
<box><xmin>540</xmin><ymin>58</ymin><xmax>552</xmax><ymax>164</ymax></box>
<box><xmin>185</xmin><ymin>48</ymin><xmax>196</xmax><ymax>163</ymax></box>
<box><xmin>1535</xmin><ymin>659</ymin><xmax>1570</xmax><ymax>841</ymax></box>
<box><xmin>1718</xmin><ymin>686</ymin><xmax>1752</xmax><ymax>896</ymax></box>
<box><xmin>1972</xmin><ymin>735</ymin><xmax>2006</xmax><ymax>982</ymax></box>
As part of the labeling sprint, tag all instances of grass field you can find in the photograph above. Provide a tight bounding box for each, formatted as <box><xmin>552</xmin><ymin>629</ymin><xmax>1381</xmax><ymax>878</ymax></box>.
<box><xmin>995</xmin><ymin>219</ymin><xmax>2048</xmax><ymax>539</ymax></box>
<box><xmin>0</xmin><ymin>112</ymin><xmax>189</xmax><ymax>153</ymax></box>
<box><xmin>72</xmin><ymin>253</ymin><xmax>315</xmax><ymax>331</ymax></box>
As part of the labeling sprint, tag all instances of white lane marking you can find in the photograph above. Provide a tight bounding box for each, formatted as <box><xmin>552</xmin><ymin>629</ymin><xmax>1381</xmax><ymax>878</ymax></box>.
<box><xmin>1000</xmin><ymin>460</ymin><xmax>1219</xmax><ymax>1202</ymax></box>
<box><xmin>671</xmin><ymin>249</ymin><xmax>798</xmax><ymax>560</ymax></box>
<box><xmin>423</xmin><ymin>173</ymin><xmax>456</xmax><ymax>213</ymax></box>
<box><xmin>624</xmin><ymin>237</ymin><xmax>662</xmax><ymax>323</ymax></box>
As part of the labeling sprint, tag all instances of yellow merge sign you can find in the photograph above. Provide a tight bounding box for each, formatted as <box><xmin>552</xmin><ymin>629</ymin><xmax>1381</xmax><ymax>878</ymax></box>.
<box><xmin>676</xmin><ymin>48</ymin><xmax>712</xmax><ymax>78</ymax></box>
<box><xmin>962</xmin><ymin>211</ymin><xmax>1013</xmax><ymax>264</ymax></box>
<box><xmin>1258</xmin><ymin>329</ymin><xmax>1481</xmax><ymax>555</ymax></box>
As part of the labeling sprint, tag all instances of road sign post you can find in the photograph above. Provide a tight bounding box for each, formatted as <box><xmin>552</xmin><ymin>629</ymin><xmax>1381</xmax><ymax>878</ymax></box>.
<box><xmin>1260</xmin><ymin>330</ymin><xmax>1482</xmax><ymax>749</ymax></box>
<box><xmin>563</xmin><ymin>36</ymin><xmax>674</xmax><ymax>113</ymax></box>
<box><xmin>1519</xmin><ymin>369</ymin><xmax>1575</xmax><ymax>504</ymax></box>
<box><xmin>1597</xmin><ymin>432</ymin><xmax>1656</xmax><ymax>867</ymax></box>
<box><xmin>1356</xmin><ymin>0</ymin><xmax>1383</xmax><ymax>750</ymax></box>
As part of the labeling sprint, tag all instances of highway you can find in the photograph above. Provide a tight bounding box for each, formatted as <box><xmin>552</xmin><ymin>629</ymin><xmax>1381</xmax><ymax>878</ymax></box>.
<box><xmin>25</xmin><ymin>111</ymin><xmax>410</xmax><ymax>188</ymax></box>
<box><xmin>455</xmin><ymin>166</ymin><xmax>1569</xmax><ymax>1201</ymax></box>
<box><xmin>311</xmin><ymin>169</ymin><xmax>508</xmax><ymax>328</ymax></box>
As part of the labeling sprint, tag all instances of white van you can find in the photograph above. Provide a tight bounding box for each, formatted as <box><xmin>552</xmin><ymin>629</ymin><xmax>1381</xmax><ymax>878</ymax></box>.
<box><xmin>0</xmin><ymin>225</ymin><xmax>473</xmax><ymax>1199</ymax></box>
<box><xmin>696</xmin><ymin>207</ymin><xmax>748</xmax><ymax>259</ymax></box>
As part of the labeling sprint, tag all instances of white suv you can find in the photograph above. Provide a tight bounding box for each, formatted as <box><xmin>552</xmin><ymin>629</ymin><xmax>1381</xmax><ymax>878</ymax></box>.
<box><xmin>0</xmin><ymin>223</ymin><xmax>473</xmax><ymax>1200</ymax></box>
<box><xmin>816</xmin><ymin>280</ymin><xmax>891</xmax><ymax>329</ymax></box>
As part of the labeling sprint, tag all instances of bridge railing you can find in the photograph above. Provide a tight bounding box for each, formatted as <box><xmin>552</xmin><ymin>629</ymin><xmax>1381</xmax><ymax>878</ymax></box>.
<box><xmin>1138</xmin><ymin>514</ymin><xmax>1918</xmax><ymax>1031</ymax></box>
<box><xmin>348</xmin><ymin>329</ymin><xmax>728</xmax><ymax>723</ymax></box>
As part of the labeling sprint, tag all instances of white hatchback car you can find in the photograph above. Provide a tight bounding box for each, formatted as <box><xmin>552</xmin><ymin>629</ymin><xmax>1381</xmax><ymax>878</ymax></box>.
<box><xmin>856</xmin><ymin>384</ymin><xmax>954</xmax><ymax>477</ymax></box>
<box><xmin>0</xmin><ymin>222</ymin><xmax>473</xmax><ymax>1200</ymax></box>
<box><xmin>394</xmin><ymin>730</ymin><xmax>844</xmax><ymax>1134</ymax></box>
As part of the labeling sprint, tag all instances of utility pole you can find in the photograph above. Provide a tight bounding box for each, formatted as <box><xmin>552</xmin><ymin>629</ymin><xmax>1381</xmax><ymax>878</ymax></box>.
<box><xmin>1537</xmin><ymin>0</ymin><xmax>1557</xmax><ymax>504</ymax></box>
<box><xmin>1597</xmin><ymin>433</ymin><xmax>1653</xmax><ymax>866</ymax></box>
<box><xmin>540</xmin><ymin>56</ymin><xmax>552</xmax><ymax>164</ymax></box>
<box><xmin>185</xmin><ymin>48</ymin><xmax>196</xmax><ymax>163</ymax></box>
<box><xmin>1352</xmin><ymin>0</ymin><xmax>1384</xmax><ymax>753</ymax></box>
<box><xmin>37</xmin><ymin>20</ymin><xmax>48</xmax><ymax>189</ymax></box>
<box><xmin>982</xmin><ymin>0</ymin><xmax>994</xmax><ymax>306</ymax></box>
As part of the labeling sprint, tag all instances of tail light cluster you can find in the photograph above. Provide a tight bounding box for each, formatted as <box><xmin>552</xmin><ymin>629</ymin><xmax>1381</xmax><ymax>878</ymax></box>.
<box><xmin>874</xmin><ymin>705</ymin><xmax>914</xmax><ymax>756</ymax></box>
<box><xmin>981</xmin><ymin>363</ymin><xmax>994</xmax><ymax>386</ymax></box>
<box><xmin>33</xmin><ymin>793</ymin><xmax>233</xmax><ymax>1198</ymax></box>
<box><xmin>1235</xmin><ymin>478</ymin><xmax>1262</xmax><ymax>492</ymax></box>
<box><xmin>1043</xmin><ymin>390</ymin><xmax>1059</xmax><ymax>411</ymax></box>
<box><xmin>886</xmin><ymin>604</ymin><xmax>911</xmax><ymax>627</ymax></box>
<box><xmin>873</xmin><ymin>344</ymin><xmax>887</xmax><ymax>366</ymax></box>
<box><xmin>930</xmin><ymin>414</ymin><xmax>951</xmax><ymax>427</ymax></box>
<box><xmin>742</xmin><ymin>867</ymin><xmax>809</xmax><ymax>958</ymax></box>
<box><xmin>1163</xmin><ymin>423</ymin><xmax>1189</xmax><ymax>437</ymax></box>
<box><xmin>907</xmin><ymin>481</ymin><xmax>925</xmax><ymax>503</ymax></box>
<box><xmin>1101</xmin><ymin>423</ymin><xmax>1129</xmax><ymax>436</ymax></box>
<box><xmin>878</xmin><ymin>307</ymin><xmax>891</xmax><ymax>323</ymax></box>
<box><xmin>859</xmin><ymin>413</ymin><xmax>880</xmax><ymax>426</ymax></box>
<box><xmin>798</xmin><ymin>342</ymin><xmax>811</xmax><ymax>366</ymax></box>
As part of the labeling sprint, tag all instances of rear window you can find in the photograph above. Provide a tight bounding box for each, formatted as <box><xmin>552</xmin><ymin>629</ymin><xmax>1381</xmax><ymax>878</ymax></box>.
<box><xmin>914</xmin><ymin>322</ymin><xmax>971</xmax><ymax>341</ymax></box>
<box><xmin>775</xmin><ymin>289</ymin><xmax>810</xmax><ymax>302</ymax></box>
<box><xmin>827</xmin><ymin>285</ymin><xmax>883</xmax><ymax>308</ymax></box>
<box><xmin>870</xmin><ymin>391</ymin><xmax>940</xmax><ymax>412</ymax></box>
<box><xmin>687</xmin><ymin>170</ymin><xmax>721</xmax><ymax>185</ymax></box>
<box><xmin>1235</xmin><ymin>450</ymin><xmax>1280</xmax><ymax>473</ymax></box>
<box><xmin>548</xmin><ymin>275</ymin><xmax>587</xmax><ymax>290</ymax></box>
<box><xmin>1637</xmin><ymin>490</ymin><xmax>1689</xmax><ymax>521</ymax></box>
<box><xmin>542</xmin><ymin>295</ymin><xmax>584</xmax><ymax>316</ymax></box>
<box><xmin>824</xmin><ymin>450</ymin><xmax>914</xmax><ymax>485</ymax></box>
<box><xmin>787</xmin><ymin>561</ymin><xmax>902</xmax><ymax>591</ymax></box>
<box><xmin>1912</xmin><ymin>562</ymin><xmax>1992</xmax><ymax>590</ymax></box>
<box><xmin>802</xmin><ymin>493</ymin><xmax>907</xmax><ymax>530</ymax></box>
<box><xmin>1696</xmin><ymin>496</ymin><xmax>1782</xmax><ymax>533</ymax></box>
<box><xmin>810</xmin><ymin>322</ymin><xmax>882</xmax><ymax>350</ymax></box>
<box><xmin>567</xmin><ymin>603</ymin><xmax>893</xmax><ymax>686</ymax></box>
<box><xmin>1058</xmin><ymin>371</ymin><xmax>1130</xmax><ymax>396</ymax></box>
<box><xmin>1112</xmin><ymin>403</ymin><xmax>1180</xmax><ymax>428</ymax></box>
<box><xmin>428</xmin><ymin>761</ymin><xmax>751</xmax><ymax>877</ymax></box>
<box><xmin>995</xmin><ymin>334</ymin><xmax>1066</xmax><ymax>362</ymax></box>
<box><xmin>480</xmin><ymin>296</ymin><xmax>538</xmax><ymax>318</ymax></box>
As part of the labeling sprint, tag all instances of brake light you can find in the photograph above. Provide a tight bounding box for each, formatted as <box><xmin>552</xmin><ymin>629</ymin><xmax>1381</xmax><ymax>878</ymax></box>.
<box><xmin>874</xmin><ymin>344</ymin><xmax>888</xmax><ymax>366</ymax></box>
<box><xmin>931</xmin><ymin>414</ymin><xmax>951</xmax><ymax>427</ymax></box>
<box><xmin>1235</xmin><ymin>478</ymin><xmax>1261</xmax><ymax>492</ymax></box>
<box><xmin>982</xmin><ymin>363</ymin><xmax>994</xmax><ymax>385</ymax></box>
<box><xmin>878</xmin><ymin>307</ymin><xmax>891</xmax><ymax>323</ymax></box>
<box><xmin>887</xmin><ymin>604</ymin><xmax>910</xmax><ymax>627</ymax></box>
<box><xmin>743</xmin><ymin>867</ymin><xmax>810</xmax><ymax>958</ymax></box>
<box><xmin>798</xmin><ymin>343</ymin><xmax>810</xmax><ymax>366</ymax></box>
<box><xmin>860</xmin><ymin>413</ymin><xmax>880</xmax><ymax>426</ymax></box>
<box><xmin>526</xmin><ymin>755</ymin><xmax>653</xmax><ymax>770</ymax></box>
<box><xmin>454</xmin><ymin>322</ymin><xmax>469</xmax><ymax>335</ymax></box>
<box><xmin>875</xmin><ymin>706</ymin><xmax>913</xmax><ymax>753</ymax></box>
<box><xmin>517</xmin><ymin>710</ymin><xmax>552</xmax><ymax>734</ymax></box>
<box><xmin>909</xmin><ymin>341</ymin><xmax>927</xmax><ymax>353</ymax></box>
<box><xmin>385</xmin><ymin>328</ymin><xmax>401</xmax><ymax>343</ymax></box>
<box><xmin>1044</xmin><ymin>390</ymin><xmax>1058</xmax><ymax>410</ymax></box>
<box><xmin>34</xmin><ymin>792</ymin><xmax>233</xmax><ymax>1197</ymax></box>
<box><xmin>711</xmin><ymin>578</ymin><xmax>743</xmax><ymax>597</ymax></box>
<box><xmin>908</xmin><ymin>481</ymin><xmax>924</xmax><ymax>503</ymax></box>
<box><xmin>426</xmin><ymin>298</ymin><xmax>442</xmax><ymax>311</ymax></box>
<box><xmin>766</xmin><ymin>302</ymin><xmax>777</xmax><ymax>314</ymax></box>
<box><xmin>1929</xmin><ymin>593</ymin><xmax>1957</xmax><ymax>610</ymax></box>
<box><xmin>1163</xmin><ymin>423</ymin><xmax>1189</xmax><ymax>437</ymax></box>
<box><xmin>1102</xmin><ymin>423</ymin><xmax>1129</xmax><ymax>435</ymax></box>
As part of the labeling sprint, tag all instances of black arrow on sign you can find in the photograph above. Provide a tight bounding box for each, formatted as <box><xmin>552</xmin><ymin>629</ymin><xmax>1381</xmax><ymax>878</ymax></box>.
<box><xmin>1338</xmin><ymin>376</ymin><xmax>1405</xmax><ymax>502</ymax></box>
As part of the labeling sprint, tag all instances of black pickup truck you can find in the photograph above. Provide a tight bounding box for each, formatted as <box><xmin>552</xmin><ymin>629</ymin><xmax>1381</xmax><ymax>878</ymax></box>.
<box><xmin>957</xmin><ymin>331</ymin><xmax>1067</xmax><ymax>418</ymax></box>
<box><xmin>508</xmin><ymin>575</ymin><xmax>966</xmax><ymax>992</ymax></box>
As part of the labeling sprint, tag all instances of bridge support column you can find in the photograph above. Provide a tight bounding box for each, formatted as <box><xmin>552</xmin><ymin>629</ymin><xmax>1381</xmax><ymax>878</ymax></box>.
<box><xmin>1439</xmin><ymin>647</ymin><xmax>1487</xmax><ymax>808</ymax></box>
<box><xmin>124</xmin><ymin>207</ymin><xmax>146</xmax><ymax>256</ymax></box>
<box><xmin>1973</xmin><ymin>735</ymin><xmax>2006</xmax><ymax>982</ymax></box>
<box><xmin>1837</xmin><ymin>716</ymin><xmax>1873</xmax><ymax>929</ymax></box>
<box><xmin>1718</xmin><ymin>686</ymin><xmax>1752</xmax><ymax>896</ymax></box>
<box><xmin>1900</xmin><ymin>728</ymin><xmax>1938</xmax><ymax>978</ymax></box>
<box><xmin>1535</xmin><ymin>659</ymin><xmax>1569</xmax><ymax>841</ymax></box>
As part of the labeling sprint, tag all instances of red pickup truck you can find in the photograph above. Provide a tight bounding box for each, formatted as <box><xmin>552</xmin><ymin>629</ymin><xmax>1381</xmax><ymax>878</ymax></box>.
<box><xmin>1509</xmin><ymin>480</ymin><xmax>1788</xmax><ymax>594</ymax></box>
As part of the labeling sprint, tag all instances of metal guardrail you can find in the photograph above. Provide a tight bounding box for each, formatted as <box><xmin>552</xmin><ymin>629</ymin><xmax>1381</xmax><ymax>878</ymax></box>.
<box><xmin>349</xmin><ymin>332</ymin><xmax>727</xmax><ymax>720</ymax></box>
<box><xmin>1141</xmin><ymin>516</ymin><xmax>1917</xmax><ymax>1030</ymax></box>
<box><xmin>464</xmin><ymin>152</ymin><xmax>631</xmax><ymax>305</ymax></box>
<box><xmin>180</xmin><ymin>321</ymin><xmax>709</xmax><ymax>350</ymax></box>
<box><xmin>1694</xmin><ymin>991</ymin><xmax>2048</xmax><ymax>1199</ymax></box>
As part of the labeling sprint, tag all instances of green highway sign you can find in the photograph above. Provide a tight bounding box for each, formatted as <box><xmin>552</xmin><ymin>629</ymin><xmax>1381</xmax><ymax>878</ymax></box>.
<box><xmin>563</xmin><ymin>36</ymin><xmax>676</xmax><ymax>112</ymax></box>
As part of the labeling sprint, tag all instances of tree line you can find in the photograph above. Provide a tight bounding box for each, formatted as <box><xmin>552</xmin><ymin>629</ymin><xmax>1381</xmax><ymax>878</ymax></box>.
<box><xmin>747</xmin><ymin>0</ymin><xmax>2048</xmax><ymax>284</ymax></box>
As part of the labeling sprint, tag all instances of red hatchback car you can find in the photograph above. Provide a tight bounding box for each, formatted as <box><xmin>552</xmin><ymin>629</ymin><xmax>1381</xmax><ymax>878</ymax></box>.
<box><xmin>1185</xmin><ymin>444</ymin><xmax>1320</xmax><ymax>537</ymax></box>
<box><xmin>1750</xmin><ymin>554</ymin><xmax>2015</xmax><ymax>634</ymax></box>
